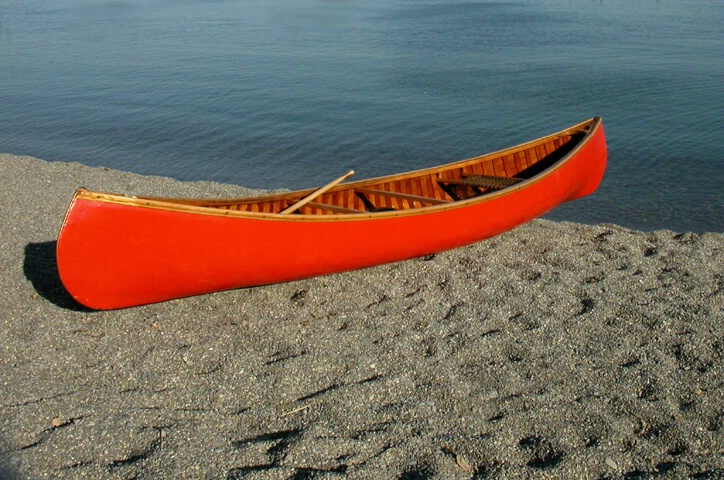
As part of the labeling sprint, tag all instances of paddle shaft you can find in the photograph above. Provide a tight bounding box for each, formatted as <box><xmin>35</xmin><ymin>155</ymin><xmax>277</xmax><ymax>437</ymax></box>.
<box><xmin>280</xmin><ymin>170</ymin><xmax>355</xmax><ymax>214</ymax></box>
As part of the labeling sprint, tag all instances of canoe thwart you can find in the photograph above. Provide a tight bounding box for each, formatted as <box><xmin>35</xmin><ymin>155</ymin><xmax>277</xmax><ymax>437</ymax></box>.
<box><xmin>355</xmin><ymin>188</ymin><xmax>451</xmax><ymax>205</ymax></box>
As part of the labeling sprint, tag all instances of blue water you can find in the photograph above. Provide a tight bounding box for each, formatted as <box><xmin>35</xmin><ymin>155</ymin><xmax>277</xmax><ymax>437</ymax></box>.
<box><xmin>1</xmin><ymin>0</ymin><xmax>722</xmax><ymax>232</ymax></box>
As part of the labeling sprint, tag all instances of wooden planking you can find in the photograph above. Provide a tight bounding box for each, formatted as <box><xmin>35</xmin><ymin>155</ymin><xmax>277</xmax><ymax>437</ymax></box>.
<box><xmin>320</xmin><ymin>190</ymin><xmax>349</xmax><ymax>209</ymax></box>
<box><xmin>153</xmin><ymin>124</ymin><xmax>592</xmax><ymax>217</ymax></box>
<box><xmin>220</xmin><ymin>200</ymin><xmax>282</xmax><ymax>213</ymax></box>
<box><xmin>465</xmin><ymin>164</ymin><xmax>480</xmax><ymax>176</ymax></box>
<box><xmin>437</xmin><ymin>169</ymin><xmax>455</xmax><ymax>181</ymax></box>
<box><xmin>306</xmin><ymin>202</ymin><xmax>364</xmax><ymax>214</ymax></box>
<box><xmin>227</xmin><ymin>145</ymin><xmax>547</xmax><ymax>214</ymax></box>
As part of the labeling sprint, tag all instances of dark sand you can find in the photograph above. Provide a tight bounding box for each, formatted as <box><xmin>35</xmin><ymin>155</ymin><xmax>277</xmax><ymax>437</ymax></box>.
<box><xmin>1</xmin><ymin>154</ymin><xmax>722</xmax><ymax>479</ymax></box>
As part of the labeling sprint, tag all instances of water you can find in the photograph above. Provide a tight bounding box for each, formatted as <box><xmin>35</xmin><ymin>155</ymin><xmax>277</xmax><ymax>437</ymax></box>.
<box><xmin>1</xmin><ymin>0</ymin><xmax>722</xmax><ymax>232</ymax></box>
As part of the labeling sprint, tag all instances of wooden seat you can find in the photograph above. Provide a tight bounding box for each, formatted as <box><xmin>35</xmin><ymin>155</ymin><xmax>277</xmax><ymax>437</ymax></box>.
<box><xmin>440</xmin><ymin>174</ymin><xmax>523</xmax><ymax>190</ymax></box>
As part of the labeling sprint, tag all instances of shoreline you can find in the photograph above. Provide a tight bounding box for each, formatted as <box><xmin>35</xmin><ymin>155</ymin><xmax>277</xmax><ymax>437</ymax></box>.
<box><xmin>1</xmin><ymin>154</ymin><xmax>722</xmax><ymax>479</ymax></box>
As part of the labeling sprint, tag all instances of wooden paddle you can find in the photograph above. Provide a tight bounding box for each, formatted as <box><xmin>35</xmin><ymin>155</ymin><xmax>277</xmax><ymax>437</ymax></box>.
<box><xmin>280</xmin><ymin>170</ymin><xmax>355</xmax><ymax>214</ymax></box>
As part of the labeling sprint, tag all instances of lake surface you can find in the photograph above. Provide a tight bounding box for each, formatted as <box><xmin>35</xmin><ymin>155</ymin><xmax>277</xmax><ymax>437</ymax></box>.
<box><xmin>1</xmin><ymin>0</ymin><xmax>722</xmax><ymax>232</ymax></box>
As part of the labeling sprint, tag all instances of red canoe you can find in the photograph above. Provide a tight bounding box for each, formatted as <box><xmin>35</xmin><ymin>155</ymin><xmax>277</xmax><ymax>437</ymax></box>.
<box><xmin>57</xmin><ymin>117</ymin><xmax>607</xmax><ymax>309</ymax></box>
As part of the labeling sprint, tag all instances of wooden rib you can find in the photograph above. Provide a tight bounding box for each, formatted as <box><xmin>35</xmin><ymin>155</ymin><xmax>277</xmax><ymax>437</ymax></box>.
<box><xmin>324</xmin><ymin>191</ymin><xmax>339</xmax><ymax>208</ymax></box>
<box><xmin>502</xmin><ymin>154</ymin><xmax>514</xmax><ymax>176</ymax></box>
<box><xmin>548</xmin><ymin>139</ymin><xmax>558</xmax><ymax>153</ymax></box>
<box><xmin>428</xmin><ymin>175</ymin><xmax>442</xmax><ymax>200</ymax></box>
<box><xmin>514</xmin><ymin>151</ymin><xmax>526</xmax><ymax>172</ymax></box>
<box><xmin>542</xmin><ymin>141</ymin><xmax>552</xmax><ymax>155</ymax></box>
<box><xmin>421</xmin><ymin>175</ymin><xmax>436</xmax><ymax>201</ymax></box>
<box><xmin>492</xmin><ymin>157</ymin><xmax>505</xmax><ymax>176</ymax></box>
<box><xmin>345</xmin><ymin>188</ymin><xmax>356</xmax><ymax>210</ymax></box>
<box><xmin>306</xmin><ymin>202</ymin><xmax>365</xmax><ymax>214</ymax></box>
<box><xmin>356</xmin><ymin>187</ymin><xmax>451</xmax><ymax>205</ymax></box>
<box><xmin>400</xmin><ymin>178</ymin><xmax>413</xmax><ymax>208</ymax></box>
<box><xmin>378</xmin><ymin>183</ymin><xmax>393</xmax><ymax>209</ymax></box>
<box><xmin>390</xmin><ymin>182</ymin><xmax>402</xmax><ymax>209</ymax></box>
<box><xmin>410</xmin><ymin>177</ymin><xmax>423</xmax><ymax>198</ymax></box>
<box><xmin>383</xmin><ymin>182</ymin><xmax>396</xmax><ymax>209</ymax></box>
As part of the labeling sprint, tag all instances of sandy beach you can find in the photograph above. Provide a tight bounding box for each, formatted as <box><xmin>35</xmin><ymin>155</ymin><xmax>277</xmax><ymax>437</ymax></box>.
<box><xmin>1</xmin><ymin>153</ymin><xmax>722</xmax><ymax>479</ymax></box>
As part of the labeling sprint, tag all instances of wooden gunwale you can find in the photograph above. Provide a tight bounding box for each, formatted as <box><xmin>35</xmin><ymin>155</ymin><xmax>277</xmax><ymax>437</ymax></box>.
<box><xmin>72</xmin><ymin>118</ymin><xmax>600</xmax><ymax>222</ymax></box>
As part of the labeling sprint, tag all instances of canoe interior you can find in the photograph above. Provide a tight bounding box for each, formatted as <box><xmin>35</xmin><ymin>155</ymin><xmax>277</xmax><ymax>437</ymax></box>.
<box><xmin>147</xmin><ymin>119</ymin><xmax>596</xmax><ymax>216</ymax></box>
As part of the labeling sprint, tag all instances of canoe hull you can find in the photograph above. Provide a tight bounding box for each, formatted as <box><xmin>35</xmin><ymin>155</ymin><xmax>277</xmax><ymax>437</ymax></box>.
<box><xmin>57</xmin><ymin>119</ymin><xmax>606</xmax><ymax>309</ymax></box>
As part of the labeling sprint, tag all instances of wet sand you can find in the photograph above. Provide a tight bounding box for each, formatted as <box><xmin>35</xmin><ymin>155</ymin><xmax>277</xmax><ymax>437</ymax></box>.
<box><xmin>1</xmin><ymin>153</ymin><xmax>722</xmax><ymax>479</ymax></box>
